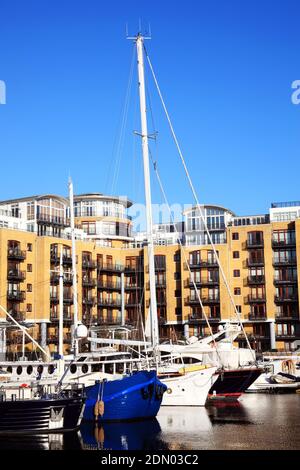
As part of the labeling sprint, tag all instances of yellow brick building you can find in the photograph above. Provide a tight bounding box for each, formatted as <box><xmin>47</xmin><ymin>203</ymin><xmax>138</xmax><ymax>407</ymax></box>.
<box><xmin>0</xmin><ymin>195</ymin><xmax>299</xmax><ymax>356</ymax></box>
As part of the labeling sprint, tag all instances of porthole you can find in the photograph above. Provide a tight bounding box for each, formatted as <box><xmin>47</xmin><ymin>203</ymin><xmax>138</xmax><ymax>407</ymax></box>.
<box><xmin>16</xmin><ymin>366</ymin><xmax>23</xmax><ymax>376</ymax></box>
<box><xmin>7</xmin><ymin>366</ymin><xmax>12</xmax><ymax>373</ymax></box>
<box><xmin>81</xmin><ymin>364</ymin><xmax>88</xmax><ymax>374</ymax></box>
<box><xmin>26</xmin><ymin>365</ymin><xmax>33</xmax><ymax>375</ymax></box>
<box><xmin>70</xmin><ymin>364</ymin><xmax>77</xmax><ymax>374</ymax></box>
<box><xmin>48</xmin><ymin>365</ymin><xmax>55</xmax><ymax>375</ymax></box>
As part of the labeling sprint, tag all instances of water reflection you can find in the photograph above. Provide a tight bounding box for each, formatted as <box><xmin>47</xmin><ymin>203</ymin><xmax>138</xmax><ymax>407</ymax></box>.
<box><xmin>0</xmin><ymin>430</ymin><xmax>82</xmax><ymax>450</ymax></box>
<box><xmin>206</xmin><ymin>400</ymin><xmax>253</xmax><ymax>425</ymax></box>
<box><xmin>80</xmin><ymin>419</ymin><xmax>165</xmax><ymax>451</ymax></box>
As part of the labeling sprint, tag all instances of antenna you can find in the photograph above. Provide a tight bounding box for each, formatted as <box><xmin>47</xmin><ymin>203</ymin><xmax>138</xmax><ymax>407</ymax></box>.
<box><xmin>126</xmin><ymin>21</ymin><xmax>152</xmax><ymax>40</ymax></box>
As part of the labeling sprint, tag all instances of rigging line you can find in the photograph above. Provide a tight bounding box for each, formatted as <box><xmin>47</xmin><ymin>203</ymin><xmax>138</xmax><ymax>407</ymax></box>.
<box><xmin>148</xmin><ymin>148</ymin><xmax>221</xmax><ymax>357</ymax></box>
<box><xmin>144</xmin><ymin>46</ymin><xmax>255</xmax><ymax>362</ymax></box>
<box><xmin>110</xmin><ymin>43</ymin><xmax>135</xmax><ymax>195</ymax></box>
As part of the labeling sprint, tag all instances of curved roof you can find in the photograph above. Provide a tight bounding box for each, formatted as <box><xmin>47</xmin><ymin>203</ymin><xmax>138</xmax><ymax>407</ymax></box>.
<box><xmin>74</xmin><ymin>193</ymin><xmax>133</xmax><ymax>208</ymax></box>
<box><xmin>183</xmin><ymin>204</ymin><xmax>236</xmax><ymax>217</ymax></box>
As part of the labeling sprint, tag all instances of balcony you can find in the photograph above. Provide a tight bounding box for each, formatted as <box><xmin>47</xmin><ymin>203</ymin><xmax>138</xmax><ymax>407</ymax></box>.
<box><xmin>246</xmin><ymin>240</ymin><xmax>264</xmax><ymax>249</ymax></box>
<box><xmin>97</xmin><ymin>316</ymin><xmax>123</xmax><ymax>325</ymax></box>
<box><xmin>82</xmin><ymin>315</ymin><xmax>98</xmax><ymax>325</ymax></box>
<box><xmin>246</xmin><ymin>275</ymin><xmax>265</xmax><ymax>285</ymax></box>
<box><xmin>82</xmin><ymin>297</ymin><xmax>96</xmax><ymax>306</ymax></box>
<box><xmin>98</xmin><ymin>263</ymin><xmax>124</xmax><ymax>273</ymax></box>
<box><xmin>7</xmin><ymin>270</ymin><xmax>26</xmax><ymax>282</ymax></box>
<box><xmin>274</xmin><ymin>277</ymin><xmax>297</xmax><ymax>286</ymax></box>
<box><xmin>275</xmin><ymin>312</ymin><xmax>299</xmax><ymax>321</ymax></box>
<box><xmin>7</xmin><ymin>248</ymin><xmax>26</xmax><ymax>261</ymax></box>
<box><xmin>50</xmin><ymin>274</ymin><xmax>73</xmax><ymax>285</ymax></box>
<box><xmin>248</xmin><ymin>313</ymin><xmax>267</xmax><ymax>321</ymax></box>
<box><xmin>37</xmin><ymin>214</ymin><xmax>69</xmax><ymax>227</ymax></box>
<box><xmin>50</xmin><ymin>253</ymin><xmax>73</xmax><ymax>266</ymax></box>
<box><xmin>273</xmin><ymin>258</ymin><xmax>297</xmax><ymax>267</ymax></box>
<box><xmin>274</xmin><ymin>294</ymin><xmax>298</xmax><ymax>303</ymax></box>
<box><xmin>246</xmin><ymin>294</ymin><xmax>266</xmax><ymax>303</ymax></box>
<box><xmin>276</xmin><ymin>334</ymin><xmax>299</xmax><ymax>340</ymax></box>
<box><xmin>127</xmin><ymin>298</ymin><xmax>142</xmax><ymax>307</ymax></box>
<box><xmin>124</xmin><ymin>265</ymin><xmax>144</xmax><ymax>273</ymax></box>
<box><xmin>7</xmin><ymin>290</ymin><xmax>25</xmax><ymax>302</ymax></box>
<box><xmin>246</xmin><ymin>258</ymin><xmax>264</xmax><ymax>267</ymax></box>
<box><xmin>187</xmin><ymin>259</ymin><xmax>219</xmax><ymax>269</ymax></box>
<box><xmin>146</xmin><ymin>281</ymin><xmax>167</xmax><ymax>289</ymax></box>
<box><xmin>125</xmin><ymin>283</ymin><xmax>143</xmax><ymax>290</ymax></box>
<box><xmin>50</xmin><ymin>313</ymin><xmax>73</xmax><ymax>323</ymax></box>
<box><xmin>185</xmin><ymin>278</ymin><xmax>219</xmax><ymax>288</ymax></box>
<box><xmin>185</xmin><ymin>295</ymin><xmax>220</xmax><ymax>305</ymax></box>
<box><xmin>188</xmin><ymin>314</ymin><xmax>220</xmax><ymax>323</ymax></box>
<box><xmin>7</xmin><ymin>310</ymin><xmax>25</xmax><ymax>322</ymax></box>
<box><xmin>82</xmin><ymin>278</ymin><xmax>97</xmax><ymax>288</ymax></box>
<box><xmin>97</xmin><ymin>298</ymin><xmax>122</xmax><ymax>308</ymax></box>
<box><xmin>97</xmin><ymin>281</ymin><xmax>122</xmax><ymax>290</ymax></box>
<box><xmin>272</xmin><ymin>239</ymin><xmax>296</xmax><ymax>249</ymax></box>
<box><xmin>82</xmin><ymin>259</ymin><xmax>97</xmax><ymax>270</ymax></box>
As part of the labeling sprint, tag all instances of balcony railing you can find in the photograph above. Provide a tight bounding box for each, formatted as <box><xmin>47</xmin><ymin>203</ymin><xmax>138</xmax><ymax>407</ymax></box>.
<box><xmin>246</xmin><ymin>294</ymin><xmax>266</xmax><ymax>303</ymax></box>
<box><xmin>7</xmin><ymin>290</ymin><xmax>25</xmax><ymax>302</ymax></box>
<box><xmin>97</xmin><ymin>281</ymin><xmax>122</xmax><ymax>290</ymax></box>
<box><xmin>185</xmin><ymin>295</ymin><xmax>220</xmax><ymax>305</ymax></box>
<box><xmin>273</xmin><ymin>258</ymin><xmax>297</xmax><ymax>267</ymax></box>
<box><xmin>124</xmin><ymin>265</ymin><xmax>144</xmax><ymax>273</ymax></box>
<box><xmin>97</xmin><ymin>298</ymin><xmax>122</xmax><ymax>308</ymax></box>
<box><xmin>246</xmin><ymin>275</ymin><xmax>265</xmax><ymax>285</ymax></box>
<box><xmin>50</xmin><ymin>274</ymin><xmax>73</xmax><ymax>285</ymax></box>
<box><xmin>7</xmin><ymin>248</ymin><xmax>26</xmax><ymax>261</ymax></box>
<box><xmin>50</xmin><ymin>253</ymin><xmax>73</xmax><ymax>265</ymax></box>
<box><xmin>274</xmin><ymin>277</ymin><xmax>297</xmax><ymax>285</ymax></box>
<box><xmin>272</xmin><ymin>239</ymin><xmax>296</xmax><ymax>248</ymax></box>
<box><xmin>146</xmin><ymin>281</ymin><xmax>167</xmax><ymax>289</ymax></box>
<box><xmin>185</xmin><ymin>278</ymin><xmax>219</xmax><ymax>288</ymax></box>
<box><xmin>7</xmin><ymin>311</ymin><xmax>25</xmax><ymax>321</ymax></box>
<box><xmin>246</xmin><ymin>239</ymin><xmax>264</xmax><ymax>249</ymax></box>
<box><xmin>125</xmin><ymin>283</ymin><xmax>143</xmax><ymax>290</ymax></box>
<box><xmin>50</xmin><ymin>313</ymin><xmax>73</xmax><ymax>323</ymax></box>
<box><xmin>98</xmin><ymin>263</ymin><xmax>124</xmax><ymax>272</ymax></box>
<box><xmin>248</xmin><ymin>313</ymin><xmax>267</xmax><ymax>321</ymax></box>
<box><xmin>82</xmin><ymin>297</ymin><xmax>96</xmax><ymax>306</ymax></box>
<box><xmin>188</xmin><ymin>314</ymin><xmax>220</xmax><ymax>323</ymax></box>
<box><xmin>82</xmin><ymin>259</ymin><xmax>97</xmax><ymax>269</ymax></box>
<box><xmin>7</xmin><ymin>270</ymin><xmax>26</xmax><ymax>282</ymax></box>
<box><xmin>246</xmin><ymin>258</ymin><xmax>264</xmax><ymax>267</ymax></box>
<box><xmin>275</xmin><ymin>312</ymin><xmax>299</xmax><ymax>320</ymax></box>
<box><xmin>97</xmin><ymin>316</ymin><xmax>123</xmax><ymax>325</ymax></box>
<box><xmin>186</xmin><ymin>259</ymin><xmax>219</xmax><ymax>269</ymax></box>
<box><xmin>274</xmin><ymin>294</ymin><xmax>298</xmax><ymax>303</ymax></box>
<box><xmin>37</xmin><ymin>214</ymin><xmax>69</xmax><ymax>226</ymax></box>
<box><xmin>82</xmin><ymin>278</ymin><xmax>97</xmax><ymax>288</ymax></box>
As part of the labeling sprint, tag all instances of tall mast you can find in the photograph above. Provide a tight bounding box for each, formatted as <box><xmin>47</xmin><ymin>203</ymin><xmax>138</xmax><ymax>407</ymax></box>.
<box><xmin>69</xmin><ymin>177</ymin><xmax>79</xmax><ymax>357</ymax></box>
<box><xmin>135</xmin><ymin>33</ymin><xmax>159</xmax><ymax>350</ymax></box>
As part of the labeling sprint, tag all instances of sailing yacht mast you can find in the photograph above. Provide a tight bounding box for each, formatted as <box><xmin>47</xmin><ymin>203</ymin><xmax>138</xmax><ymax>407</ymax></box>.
<box><xmin>69</xmin><ymin>177</ymin><xmax>79</xmax><ymax>357</ymax></box>
<box><xmin>135</xmin><ymin>33</ymin><xmax>159</xmax><ymax>351</ymax></box>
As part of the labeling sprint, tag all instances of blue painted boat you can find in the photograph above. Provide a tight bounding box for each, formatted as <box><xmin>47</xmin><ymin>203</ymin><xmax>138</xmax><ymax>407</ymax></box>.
<box><xmin>84</xmin><ymin>370</ymin><xmax>166</xmax><ymax>422</ymax></box>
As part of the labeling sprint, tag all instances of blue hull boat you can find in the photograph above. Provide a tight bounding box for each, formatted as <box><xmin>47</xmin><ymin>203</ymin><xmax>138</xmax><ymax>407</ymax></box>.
<box><xmin>84</xmin><ymin>370</ymin><xmax>166</xmax><ymax>422</ymax></box>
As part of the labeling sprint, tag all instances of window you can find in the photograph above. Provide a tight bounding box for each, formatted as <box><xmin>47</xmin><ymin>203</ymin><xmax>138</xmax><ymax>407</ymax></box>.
<box><xmin>233</xmin><ymin>251</ymin><xmax>240</xmax><ymax>259</ymax></box>
<box><xmin>27</xmin><ymin>264</ymin><xmax>32</xmax><ymax>272</ymax></box>
<box><xmin>174</xmin><ymin>252</ymin><xmax>180</xmax><ymax>262</ymax></box>
<box><xmin>234</xmin><ymin>288</ymin><xmax>241</xmax><ymax>295</ymax></box>
<box><xmin>174</xmin><ymin>290</ymin><xmax>181</xmax><ymax>298</ymax></box>
<box><xmin>232</xmin><ymin>232</ymin><xmax>239</xmax><ymax>240</ymax></box>
<box><xmin>27</xmin><ymin>243</ymin><xmax>32</xmax><ymax>252</ymax></box>
<box><xmin>236</xmin><ymin>305</ymin><xmax>242</xmax><ymax>313</ymax></box>
<box><xmin>174</xmin><ymin>272</ymin><xmax>181</xmax><ymax>280</ymax></box>
<box><xmin>175</xmin><ymin>307</ymin><xmax>182</xmax><ymax>316</ymax></box>
<box><xmin>27</xmin><ymin>284</ymin><xmax>32</xmax><ymax>292</ymax></box>
<box><xmin>26</xmin><ymin>304</ymin><xmax>32</xmax><ymax>312</ymax></box>
<box><xmin>233</xmin><ymin>270</ymin><xmax>240</xmax><ymax>277</ymax></box>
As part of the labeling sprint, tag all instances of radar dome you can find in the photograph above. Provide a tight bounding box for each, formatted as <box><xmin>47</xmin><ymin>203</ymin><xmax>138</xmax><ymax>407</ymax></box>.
<box><xmin>76</xmin><ymin>324</ymin><xmax>88</xmax><ymax>338</ymax></box>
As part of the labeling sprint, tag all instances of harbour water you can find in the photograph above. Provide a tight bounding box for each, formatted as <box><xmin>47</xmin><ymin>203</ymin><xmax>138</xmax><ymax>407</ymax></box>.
<box><xmin>0</xmin><ymin>394</ymin><xmax>299</xmax><ymax>450</ymax></box>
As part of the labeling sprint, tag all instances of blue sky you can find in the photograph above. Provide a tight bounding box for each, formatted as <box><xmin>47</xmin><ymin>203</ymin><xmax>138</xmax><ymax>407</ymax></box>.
<box><xmin>0</xmin><ymin>0</ymin><xmax>299</xmax><ymax>222</ymax></box>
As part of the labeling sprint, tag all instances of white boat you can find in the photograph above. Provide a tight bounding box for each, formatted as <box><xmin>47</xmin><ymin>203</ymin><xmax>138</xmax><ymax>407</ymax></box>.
<box><xmin>247</xmin><ymin>355</ymin><xmax>300</xmax><ymax>392</ymax></box>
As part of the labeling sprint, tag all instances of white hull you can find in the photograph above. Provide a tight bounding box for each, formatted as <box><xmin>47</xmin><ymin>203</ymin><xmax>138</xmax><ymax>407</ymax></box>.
<box><xmin>160</xmin><ymin>367</ymin><xmax>216</xmax><ymax>406</ymax></box>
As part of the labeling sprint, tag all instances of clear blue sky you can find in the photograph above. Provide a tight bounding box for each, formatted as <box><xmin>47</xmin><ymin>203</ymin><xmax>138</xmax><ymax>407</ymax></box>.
<box><xmin>0</xmin><ymin>0</ymin><xmax>299</xmax><ymax>221</ymax></box>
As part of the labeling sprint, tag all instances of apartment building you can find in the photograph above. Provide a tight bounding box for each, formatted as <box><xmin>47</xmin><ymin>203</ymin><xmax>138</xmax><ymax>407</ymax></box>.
<box><xmin>0</xmin><ymin>195</ymin><xmax>299</xmax><ymax>357</ymax></box>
